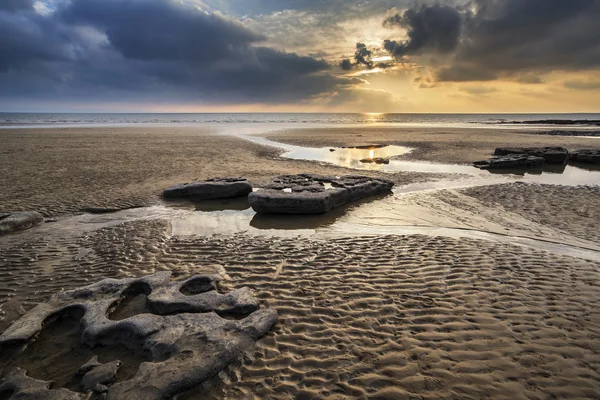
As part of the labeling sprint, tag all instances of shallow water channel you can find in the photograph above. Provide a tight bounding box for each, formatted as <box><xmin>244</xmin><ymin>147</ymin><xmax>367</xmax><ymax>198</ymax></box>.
<box><xmin>1</xmin><ymin>137</ymin><xmax>599</xmax><ymax>261</ymax></box>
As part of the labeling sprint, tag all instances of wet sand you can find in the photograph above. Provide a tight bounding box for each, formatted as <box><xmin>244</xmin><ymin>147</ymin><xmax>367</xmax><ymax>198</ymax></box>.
<box><xmin>1</xmin><ymin>125</ymin><xmax>600</xmax><ymax>398</ymax></box>
<box><xmin>0</xmin><ymin>127</ymin><xmax>453</xmax><ymax>217</ymax></box>
<box><xmin>266</xmin><ymin>126</ymin><xmax>600</xmax><ymax>164</ymax></box>
<box><xmin>2</xmin><ymin>224</ymin><xmax>600</xmax><ymax>399</ymax></box>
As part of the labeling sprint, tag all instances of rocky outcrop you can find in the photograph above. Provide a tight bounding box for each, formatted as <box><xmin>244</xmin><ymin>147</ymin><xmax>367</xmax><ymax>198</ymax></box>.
<box><xmin>360</xmin><ymin>158</ymin><xmax>390</xmax><ymax>165</ymax></box>
<box><xmin>0</xmin><ymin>272</ymin><xmax>277</xmax><ymax>399</ymax></box>
<box><xmin>523</xmin><ymin>130</ymin><xmax>600</xmax><ymax>137</ymax></box>
<box><xmin>570</xmin><ymin>149</ymin><xmax>600</xmax><ymax>165</ymax></box>
<box><xmin>494</xmin><ymin>147</ymin><xmax>569</xmax><ymax>164</ymax></box>
<box><xmin>474</xmin><ymin>154</ymin><xmax>545</xmax><ymax>170</ymax></box>
<box><xmin>248</xmin><ymin>174</ymin><xmax>394</xmax><ymax>214</ymax></box>
<box><xmin>0</xmin><ymin>211</ymin><xmax>44</xmax><ymax>235</ymax></box>
<box><xmin>163</xmin><ymin>177</ymin><xmax>252</xmax><ymax>200</ymax></box>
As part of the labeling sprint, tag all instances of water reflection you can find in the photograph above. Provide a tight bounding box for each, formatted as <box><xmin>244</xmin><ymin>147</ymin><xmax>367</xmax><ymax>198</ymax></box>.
<box><xmin>243</xmin><ymin>135</ymin><xmax>600</xmax><ymax>186</ymax></box>
<box><xmin>171</xmin><ymin>194</ymin><xmax>393</xmax><ymax>236</ymax></box>
<box><xmin>249</xmin><ymin>193</ymin><xmax>392</xmax><ymax>230</ymax></box>
<box><xmin>285</xmin><ymin>144</ymin><xmax>413</xmax><ymax>171</ymax></box>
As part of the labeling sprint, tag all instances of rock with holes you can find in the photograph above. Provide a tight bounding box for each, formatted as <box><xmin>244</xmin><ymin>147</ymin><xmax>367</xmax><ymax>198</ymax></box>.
<box><xmin>0</xmin><ymin>211</ymin><xmax>44</xmax><ymax>235</ymax></box>
<box><xmin>249</xmin><ymin>174</ymin><xmax>394</xmax><ymax>214</ymax></box>
<box><xmin>0</xmin><ymin>272</ymin><xmax>277</xmax><ymax>399</ymax></box>
<box><xmin>474</xmin><ymin>154</ymin><xmax>545</xmax><ymax>170</ymax></box>
<box><xmin>163</xmin><ymin>177</ymin><xmax>253</xmax><ymax>200</ymax></box>
<box><xmin>494</xmin><ymin>147</ymin><xmax>570</xmax><ymax>164</ymax></box>
<box><xmin>0</xmin><ymin>368</ymin><xmax>84</xmax><ymax>400</ymax></box>
<box><xmin>570</xmin><ymin>148</ymin><xmax>600</xmax><ymax>164</ymax></box>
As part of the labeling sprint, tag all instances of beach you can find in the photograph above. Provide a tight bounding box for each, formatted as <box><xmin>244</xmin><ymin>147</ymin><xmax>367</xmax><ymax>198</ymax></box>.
<box><xmin>1</xmin><ymin>123</ymin><xmax>600</xmax><ymax>399</ymax></box>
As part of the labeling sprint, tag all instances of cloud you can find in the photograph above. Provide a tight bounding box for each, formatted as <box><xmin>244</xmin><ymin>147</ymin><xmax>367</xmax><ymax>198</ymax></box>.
<box><xmin>0</xmin><ymin>0</ymin><xmax>374</xmax><ymax>107</ymax></box>
<box><xmin>383</xmin><ymin>5</ymin><xmax>463</xmax><ymax>57</ymax></box>
<box><xmin>458</xmin><ymin>84</ymin><xmax>498</xmax><ymax>95</ymax></box>
<box><xmin>564</xmin><ymin>79</ymin><xmax>600</xmax><ymax>90</ymax></box>
<box><xmin>373</xmin><ymin>0</ymin><xmax>600</xmax><ymax>83</ymax></box>
<box><xmin>0</xmin><ymin>0</ymin><xmax>33</xmax><ymax>11</ymax></box>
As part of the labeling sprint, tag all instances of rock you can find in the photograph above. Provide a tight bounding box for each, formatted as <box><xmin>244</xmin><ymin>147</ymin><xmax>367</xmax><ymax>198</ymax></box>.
<box><xmin>474</xmin><ymin>155</ymin><xmax>545</xmax><ymax>170</ymax></box>
<box><xmin>0</xmin><ymin>368</ymin><xmax>83</xmax><ymax>400</ymax></box>
<box><xmin>0</xmin><ymin>211</ymin><xmax>44</xmax><ymax>235</ymax></box>
<box><xmin>329</xmin><ymin>148</ymin><xmax>335</xmax><ymax>152</ymax></box>
<box><xmin>570</xmin><ymin>149</ymin><xmax>600</xmax><ymax>164</ymax></box>
<box><xmin>248</xmin><ymin>174</ymin><xmax>394</xmax><ymax>214</ymax></box>
<box><xmin>77</xmin><ymin>356</ymin><xmax>103</xmax><ymax>375</ymax></box>
<box><xmin>80</xmin><ymin>206</ymin><xmax>141</xmax><ymax>214</ymax></box>
<box><xmin>163</xmin><ymin>178</ymin><xmax>252</xmax><ymax>200</ymax></box>
<box><xmin>494</xmin><ymin>147</ymin><xmax>569</xmax><ymax>164</ymax></box>
<box><xmin>343</xmin><ymin>144</ymin><xmax>386</xmax><ymax>150</ymax></box>
<box><xmin>81</xmin><ymin>360</ymin><xmax>121</xmax><ymax>392</ymax></box>
<box><xmin>360</xmin><ymin>158</ymin><xmax>390</xmax><ymax>165</ymax></box>
<box><xmin>0</xmin><ymin>272</ymin><xmax>277</xmax><ymax>399</ymax></box>
<box><xmin>525</xmin><ymin>130</ymin><xmax>600</xmax><ymax>137</ymax></box>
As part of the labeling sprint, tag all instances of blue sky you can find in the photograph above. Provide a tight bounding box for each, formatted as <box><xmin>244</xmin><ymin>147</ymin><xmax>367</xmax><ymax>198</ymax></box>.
<box><xmin>1</xmin><ymin>0</ymin><xmax>600</xmax><ymax>112</ymax></box>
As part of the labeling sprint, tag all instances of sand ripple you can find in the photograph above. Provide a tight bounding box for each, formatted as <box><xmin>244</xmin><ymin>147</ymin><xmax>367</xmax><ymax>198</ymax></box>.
<box><xmin>2</xmin><ymin>222</ymin><xmax>600</xmax><ymax>399</ymax></box>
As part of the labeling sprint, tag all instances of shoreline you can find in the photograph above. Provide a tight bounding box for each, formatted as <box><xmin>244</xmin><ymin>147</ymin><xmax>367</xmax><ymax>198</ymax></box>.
<box><xmin>1</xmin><ymin>124</ymin><xmax>600</xmax><ymax>399</ymax></box>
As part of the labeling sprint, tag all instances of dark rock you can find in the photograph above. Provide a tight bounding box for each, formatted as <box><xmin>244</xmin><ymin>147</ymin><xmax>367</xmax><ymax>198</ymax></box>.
<box><xmin>77</xmin><ymin>356</ymin><xmax>103</xmax><ymax>376</ymax></box>
<box><xmin>329</xmin><ymin>148</ymin><xmax>335</xmax><ymax>152</ymax></box>
<box><xmin>501</xmin><ymin>119</ymin><xmax>600</xmax><ymax>126</ymax></box>
<box><xmin>0</xmin><ymin>272</ymin><xmax>277</xmax><ymax>399</ymax></box>
<box><xmin>494</xmin><ymin>147</ymin><xmax>569</xmax><ymax>164</ymax></box>
<box><xmin>570</xmin><ymin>149</ymin><xmax>600</xmax><ymax>164</ymax></box>
<box><xmin>0</xmin><ymin>211</ymin><xmax>44</xmax><ymax>235</ymax></box>
<box><xmin>163</xmin><ymin>178</ymin><xmax>252</xmax><ymax>200</ymax></box>
<box><xmin>360</xmin><ymin>158</ymin><xmax>390</xmax><ymax>165</ymax></box>
<box><xmin>343</xmin><ymin>144</ymin><xmax>387</xmax><ymax>150</ymax></box>
<box><xmin>248</xmin><ymin>174</ymin><xmax>394</xmax><ymax>214</ymax></box>
<box><xmin>80</xmin><ymin>206</ymin><xmax>141</xmax><ymax>214</ymax></box>
<box><xmin>474</xmin><ymin>155</ymin><xmax>545</xmax><ymax>170</ymax></box>
<box><xmin>521</xmin><ymin>130</ymin><xmax>600</xmax><ymax>137</ymax></box>
<box><xmin>0</xmin><ymin>368</ymin><xmax>82</xmax><ymax>400</ymax></box>
<box><xmin>81</xmin><ymin>360</ymin><xmax>121</xmax><ymax>392</ymax></box>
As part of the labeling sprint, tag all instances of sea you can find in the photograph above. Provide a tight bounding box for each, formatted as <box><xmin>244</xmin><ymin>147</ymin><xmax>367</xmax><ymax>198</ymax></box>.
<box><xmin>1</xmin><ymin>113</ymin><xmax>600</xmax><ymax>129</ymax></box>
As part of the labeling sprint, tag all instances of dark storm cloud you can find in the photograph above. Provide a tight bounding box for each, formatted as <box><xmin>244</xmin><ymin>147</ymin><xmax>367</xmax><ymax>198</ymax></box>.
<box><xmin>59</xmin><ymin>0</ymin><xmax>264</xmax><ymax>63</ymax></box>
<box><xmin>439</xmin><ymin>0</ymin><xmax>600</xmax><ymax>81</ymax></box>
<box><xmin>0</xmin><ymin>0</ymin><xmax>360</xmax><ymax>105</ymax></box>
<box><xmin>374</xmin><ymin>0</ymin><xmax>600</xmax><ymax>83</ymax></box>
<box><xmin>0</xmin><ymin>8</ymin><xmax>77</xmax><ymax>72</ymax></box>
<box><xmin>383</xmin><ymin>4</ymin><xmax>463</xmax><ymax>57</ymax></box>
<box><xmin>0</xmin><ymin>0</ymin><xmax>33</xmax><ymax>11</ymax></box>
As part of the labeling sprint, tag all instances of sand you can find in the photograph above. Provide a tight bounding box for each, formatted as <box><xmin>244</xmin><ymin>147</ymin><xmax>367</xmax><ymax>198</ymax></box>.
<box><xmin>1</xmin><ymin>125</ymin><xmax>600</xmax><ymax>398</ymax></box>
<box><xmin>0</xmin><ymin>127</ymin><xmax>455</xmax><ymax>217</ymax></box>
<box><xmin>2</xmin><ymin>223</ymin><xmax>600</xmax><ymax>399</ymax></box>
<box><xmin>266</xmin><ymin>126</ymin><xmax>600</xmax><ymax>164</ymax></box>
<box><xmin>462</xmin><ymin>183</ymin><xmax>600</xmax><ymax>244</ymax></box>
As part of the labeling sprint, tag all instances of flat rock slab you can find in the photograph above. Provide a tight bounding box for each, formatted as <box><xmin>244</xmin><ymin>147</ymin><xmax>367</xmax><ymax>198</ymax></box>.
<box><xmin>474</xmin><ymin>155</ymin><xmax>545</xmax><ymax>170</ymax></box>
<box><xmin>0</xmin><ymin>211</ymin><xmax>44</xmax><ymax>235</ymax></box>
<box><xmin>163</xmin><ymin>177</ymin><xmax>252</xmax><ymax>200</ymax></box>
<box><xmin>494</xmin><ymin>147</ymin><xmax>570</xmax><ymax>164</ymax></box>
<box><xmin>570</xmin><ymin>149</ymin><xmax>600</xmax><ymax>165</ymax></box>
<box><xmin>0</xmin><ymin>272</ymin><xmax>277</xmax><ymax>399</ymax></box>
<box><xmin>248</xmin><ymin>174</ymin><xmax>394</xmax><ymax>214</ymax></box>
<box><xmin>360</xmin><ymin>158</ymin><xmax>390</xmax><ymax>165</ymax></box>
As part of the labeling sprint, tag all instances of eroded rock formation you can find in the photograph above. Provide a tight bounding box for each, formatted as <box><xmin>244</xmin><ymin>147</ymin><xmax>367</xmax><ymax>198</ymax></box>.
<box><xmin>163</xmin><ymin>177</ymin><xmax>253</xmax><ymax>200</ymax></box>
<box><xmin>0</xmin><ymin>272</ymin><xmax>277</xmax><ymax>399</ymax></box>
<box><xmin>474</xmin><ymin>154</ymin><xmax>545</xmax><ymax>170</ymax></box>
<box><xmin>0</xmin><ymin>211</ymin><xmax>44</xmax><ymax>235</ymax></box>
<box><xmin>494</xmin><ymin>147</ymin><xmax>569</xmax><ymax>164</ymax></box>
<box><xmin>248</xmin><ymin>174</ymin><xmax>394</xmax><ymax>214</ymax></box>
<box><xmin>570</xmin><ymin>149</ymin><xmax>600</xmax><ymax>165</ymax></box>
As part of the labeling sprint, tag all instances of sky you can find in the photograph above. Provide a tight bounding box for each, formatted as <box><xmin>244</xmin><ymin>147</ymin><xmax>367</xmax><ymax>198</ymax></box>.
<box><xmin>1</xmin><ymin>0</ymin><xmax>600</xmax><ymax>113</ymax></box>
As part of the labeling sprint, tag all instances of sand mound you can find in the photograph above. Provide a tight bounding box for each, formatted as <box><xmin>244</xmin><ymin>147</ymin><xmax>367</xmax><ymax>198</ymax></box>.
<box><xmin>462</xmin><ymin>183</ymin><xmax>600</xmax><ymax>243</ymax></box>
